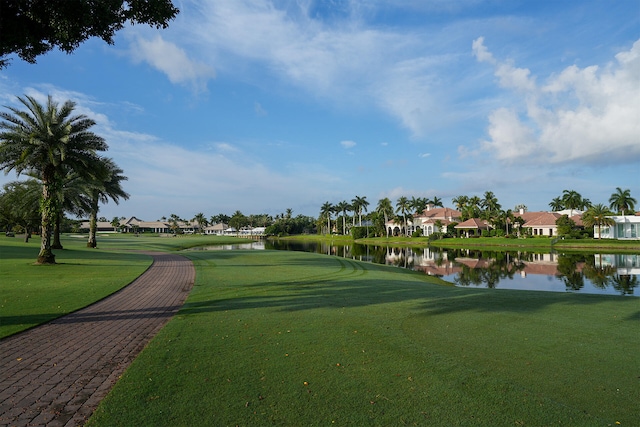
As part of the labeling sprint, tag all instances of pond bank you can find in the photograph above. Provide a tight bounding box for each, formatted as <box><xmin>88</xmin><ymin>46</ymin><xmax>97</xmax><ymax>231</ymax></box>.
<box><xmin>271</xmin><ymin>235</ymin><xmax>640</xmax><ymax>253</ymax></box>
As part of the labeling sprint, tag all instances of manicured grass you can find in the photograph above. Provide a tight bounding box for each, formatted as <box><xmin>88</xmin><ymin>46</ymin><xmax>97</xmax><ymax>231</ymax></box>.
<box><xmin>0</xmin><ymin>236</ymin><xmax>152</xmax><ymax>338</ymax></box>
<box><xmin>88</xmin><ymin>249</ymin><xmax>640</xmax><ymax>426</ymax></box>
<box><xmin>0</xmin><ymin>234</ymin><xmax>247</xmax><ymax>338</ymax></box>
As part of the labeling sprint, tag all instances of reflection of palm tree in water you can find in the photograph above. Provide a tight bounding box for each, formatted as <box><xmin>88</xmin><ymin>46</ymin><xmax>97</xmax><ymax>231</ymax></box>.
<box><xmin>556</xmin><ymin>254</ymin><xmax>586</xmax><ymax>291</ymax></box>
<box><xmin>611</xmin><ymin>275</ymin><xmax>639</xmax><ymax>296</ymax></box>
<box><xmin>453</xmin><ymin>250</ymin><xmax>526</xmax><ymax>289</ymax></box>
<box><xmin>582</xmin><ymin>263</ymin><xmax>616</xmax><ymax>290</ymax></box>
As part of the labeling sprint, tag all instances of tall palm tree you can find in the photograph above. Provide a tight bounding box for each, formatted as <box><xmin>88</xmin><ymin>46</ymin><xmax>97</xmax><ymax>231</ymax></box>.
<box><xmin>193</xmin><ymin>212</ymin><xmax>208</xmax><ymax>234</ymax></box>
<box><xmin>376</xmin><ymin>197</ymin><xmax>394</xmax><ymax>238</ymax></box>
<box><xmin>335</xmin><ymin>201</ymin><xmax>351</xmax><ymax>235</ymax></box>
<box><xmin>110</xmin><ymin>216</ymin><xmax>121</xmax><ymax>232</ymax></box>
<box><xmin>582</xmin><ymin>203</ymin><xmax>615</xmax><ymax>239</ymax></box>
<box><xmin>429</xmin><ymin>196</ymin><xmax>444</xmax><ymax>208</ymax></box>
<box><xmin>84</xmin><ymin>158</ymin><xmax>129</xmax><ymax>248</ymax></box>
<box><xmin>409</xmin><ymin>196</ymin><xmax>429</xmax><ymax>215</ymax></box>
<box><xmin>609</xmin><ymin>187</ymin><xmax>636</xmax><ymax>216</ymax></box>
<box><xmin>320</xmin><ymin>202</ymin><xmax>333</xmax><ymax>235</ymax></box>
<box><xmin>396</xmin><ymin>196</ymin><xmax>410</xmax><ymax>236</ymax></box>
<box><xmin>548</xmin><ymin>197</ymin><xmax>564</xmax><ymax>212</ymax></box>
<box><xmin>452</xmin><ymin>195</ymin><xmax>469</xmax><ymax>211</ymax></box>
<box><xmin>351</xmin><ymin>195</ymin><xmax>369</xmax><ymax>226</ymax></box>
<box><xmin>561</xmin><ymin>190</ymin><xmax>585</xmax><ymax>216</ymax></box>
<box><xmin>481</xmin><ymin>191</ymin><xmax>501</xmax><ymax>217</ymax></box>
<box><xmin>469</xmin><ymin>196</ymin><xmax>482</xmax><ymax>213</ymax></box>
<box><xmin>0</xmin><ymin>95</ymin><xmax>107</xmax><ymax>263</ymax></box>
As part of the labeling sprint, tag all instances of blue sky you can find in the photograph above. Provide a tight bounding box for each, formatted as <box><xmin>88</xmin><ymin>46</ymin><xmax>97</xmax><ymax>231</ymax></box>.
<box><xmin>1</xmin><ymin>0</ymin><xmax>639</xmax><ymax>221</ymax></box>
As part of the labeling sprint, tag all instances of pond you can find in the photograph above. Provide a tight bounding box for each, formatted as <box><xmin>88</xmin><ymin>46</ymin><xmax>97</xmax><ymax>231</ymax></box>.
<box><xmin>190</xmin><ymin>240</ymin><xmax>640</xmax><ymax>297</ymax></box>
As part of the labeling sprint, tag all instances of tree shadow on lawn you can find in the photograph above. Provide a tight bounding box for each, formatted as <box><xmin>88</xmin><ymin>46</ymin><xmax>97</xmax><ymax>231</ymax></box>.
<box><xmin>180</xmin><ymin>274</ymin><xmax>640</xmax><ymax>321</ymax></box>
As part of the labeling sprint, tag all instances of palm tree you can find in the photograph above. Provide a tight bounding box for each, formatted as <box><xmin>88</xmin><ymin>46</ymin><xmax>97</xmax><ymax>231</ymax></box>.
<box><xmin>335</xmin><ymin>201</ymin><xmax>350</xmax><ymax>234</ymax></box>
<box><xmin>396</xmin><ymin>196</ymin><xmax>410</xmax><ymax>236</ymax></box>
<box><xmin>85</xmin><ymin>158</ymin><xmax>129</xmax><ymax>248</ymax></box>
<box><xmin>468</xmin><ymin>196</ymin><xmax>482</xmax><ymax>217</ymax></box>
<box><xmin>549</xmin><ymin>197</ymin><xmax>564</xmax><ymax>212</ymax></box>
<box><xmin>320</xmin><ymin>202</ymin><xmax>333</xmax><ymax>235</ymax></box>
<box><xmin>193</xmin><ymin>212</ymin><xmax>208</xmax><ymax>234</ymax></box>
<box><xmin>110</xmin><ymin>216</ymin><xmax>121</xmax><ymax>232</ymax></box>
<box><xmin>0</xmin><ymin>95</ymin><xmax>107</xmax><ymax>263</ymax></box>
<box><xmin>561</xmin><ymin>190</ymin><xmax>584</xmax><ymax>216</ymax></box>
<box><xmin>351</xmin><ymin>195</ymin><xmax>369</xmax><ymax>226</ymax></box>
<box><xmin>609</xmin><ymin>187</ymin><xmax>636</xmax><ymax>216</ymax></box>
<box><xmin>429</xmin><ymin>196</ymin><xmax>444</xmax><ymax>208</ymax></box>
<box><xmin>376</xmin><ymin>197</ymin><xmax>394</xmax><ymax>238</ymax></box>
<box><xmin>481</xmin><ymin>191</ymin><xmax>501</xmax><ymax>217</ymax></box>
<box><xmin>582</xmin><ymin>203</ymin><xmax>615</xmax><ymax>239</ymax></box>
<box><xmin>452</xmin><ymin>195</ymin><xmax>469</xmax><ymax>211</ymax></box>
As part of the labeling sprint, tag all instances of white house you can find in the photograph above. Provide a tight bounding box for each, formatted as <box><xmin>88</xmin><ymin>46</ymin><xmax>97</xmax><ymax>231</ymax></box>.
<box><xmin>594</xmin><ymin>214</ymin><xmax>640</xmax><ymax>240</ymax></box>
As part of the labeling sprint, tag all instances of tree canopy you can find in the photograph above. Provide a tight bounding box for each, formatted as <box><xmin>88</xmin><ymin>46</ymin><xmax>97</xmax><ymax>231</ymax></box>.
<box><xmin>0</xmin><ymin>0</ymin><xmax>179</xmax><ymax>68</ymax></box>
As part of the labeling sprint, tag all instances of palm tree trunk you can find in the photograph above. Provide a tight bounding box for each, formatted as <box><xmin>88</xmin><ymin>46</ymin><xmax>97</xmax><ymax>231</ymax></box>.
<box><xmin>384</xmin><ymin>213</ymin><xmax>389</xmax><ymax>238</ymax></box>
<box><xmin>37</xmin><ymin>171</ymin><xmax>56</xmax><ymax>264</ymax></box>
<box><xmin>52</xmin><ymin>212</ymin><xmax>63</xmax><ymax>249</ymax></box>
<box><xmin>87</xmin><ymin>197</ymin><xmax>98</xmax><ymax>248</ymax></box>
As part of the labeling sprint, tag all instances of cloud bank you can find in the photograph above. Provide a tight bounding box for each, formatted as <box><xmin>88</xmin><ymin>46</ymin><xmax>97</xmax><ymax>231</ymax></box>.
<box><xmin>474</xmin><ymin>37</ymin><xmax>640</xmax><ymax>165</ymax></box>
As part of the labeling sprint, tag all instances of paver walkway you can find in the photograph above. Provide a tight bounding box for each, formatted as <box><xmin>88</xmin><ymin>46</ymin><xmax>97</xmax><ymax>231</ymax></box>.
<box><xmin>0</xmin><ymin>252</ymin><xmax>195</xmax><ymax>427</ymax></box>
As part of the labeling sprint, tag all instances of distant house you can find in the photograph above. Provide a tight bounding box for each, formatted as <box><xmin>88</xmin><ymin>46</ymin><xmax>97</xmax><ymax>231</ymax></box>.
<box><xmin>454</xmin><ymin>218</ymin><xmax>491</xmax><ymax>237</ymax></box>
<box><xmin>204</xmin><ymin>223</ymin><xmax>229</xmax><ymax>235</ymax></box>
<box><xmin>386</xmin><ymin>205</ymin><xmax>461</xmax><ymax>236</ymax></box>
<box><xmin>119</xmin><ymin>217</ymin><xmax>171</xmax><ymax>233</ymax></box>
<box><xmin>594</xmin><ymin>214</ymin><xmax>640</xmax><ymax>240</ymax></box>
<box><xmin>79</xmin><ymin>221</ymin><xmax>117</xmax><ymax>232</ymax></box>
<box><xmin>514</xmin><ymin>210</ymin><xmax>583</xmax><ymax>237</ymax></box>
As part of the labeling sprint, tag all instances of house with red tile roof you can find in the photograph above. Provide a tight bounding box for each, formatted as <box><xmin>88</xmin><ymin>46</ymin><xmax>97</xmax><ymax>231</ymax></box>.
<box><xmin>385</xmin><ymin>204</ymin><xmax>461</xmax><ymax>236</ymax></box>
<box><xmin>513</xmin><ymin>210</ymin><xmax>585</xmax><ymax>237</ymax></box>
<box><xmin>454</xmin><ymin>218</ymin><xmax>491</xmax><ymax>237</ymax></box>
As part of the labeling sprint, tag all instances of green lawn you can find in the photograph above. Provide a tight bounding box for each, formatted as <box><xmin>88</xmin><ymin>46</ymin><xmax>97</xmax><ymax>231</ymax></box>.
<box><xmin>0</xmin><ymin>234</ymin><xmax>246</xmax><ymax>338</ymax></box>
<box><xmin>87</xmin><ymin>249</ymin><xmax>640</xmax><ymax>426</ymax></box>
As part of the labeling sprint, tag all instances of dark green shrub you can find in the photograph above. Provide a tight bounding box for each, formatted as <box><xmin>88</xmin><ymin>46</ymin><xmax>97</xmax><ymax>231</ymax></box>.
<box><xmin>351</xmin><ymin>226</ymin><xmax>368</xmax><ymax>239</ymax></box>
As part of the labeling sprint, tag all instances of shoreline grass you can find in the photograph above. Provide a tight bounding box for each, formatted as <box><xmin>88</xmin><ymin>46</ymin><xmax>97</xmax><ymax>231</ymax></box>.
<box><xmin>88</xmin><ymin>249</ymin><xmax>640</xmax><ymax>426</ymax></box>
<box><xmin>276</xmin><ymin>234</ymin><xmax>640</xmax><ymax>253</ymax></box>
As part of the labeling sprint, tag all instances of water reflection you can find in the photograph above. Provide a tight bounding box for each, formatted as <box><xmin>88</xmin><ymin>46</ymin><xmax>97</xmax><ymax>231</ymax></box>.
<box><xmin>264</xmin><ymin>240</ymin><xmax>639</xmax><ymax>296</ymax></box>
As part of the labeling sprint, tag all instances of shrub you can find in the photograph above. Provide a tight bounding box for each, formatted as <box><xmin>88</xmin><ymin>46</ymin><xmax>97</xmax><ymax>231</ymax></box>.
<box><xmin>351</xmin><ymin>226</ymin><xmax>368</xmax><ymax>239</ymax></box>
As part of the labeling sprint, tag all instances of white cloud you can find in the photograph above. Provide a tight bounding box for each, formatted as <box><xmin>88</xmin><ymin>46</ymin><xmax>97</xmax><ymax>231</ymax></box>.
<box><xmin>472</xmin><ymin>36</ymin><xmax>494</xmax><ymax>64</ymax></box>
<box><xmin>476</xmin><ymin>38</ymin><xmax>640</xmax><ymax>165</ymax></box>
<box><xmin>128</xmin><ymin>34</ymin><xmax>215</xmax><ymax>92</ymax></box>
<box><xmin>173</xmin><ymin>0</ymin><xmax>466</xmax><ymax>138</ymax></box>
<box><xmin>341</xmin><ymin>140</ymin><xmax>357</xmax><ymax>149</ymax></box>
<box><xmin>419</xmin><ymin>153</ymin><xmax>431</xmax><ymax>158</ymax></box>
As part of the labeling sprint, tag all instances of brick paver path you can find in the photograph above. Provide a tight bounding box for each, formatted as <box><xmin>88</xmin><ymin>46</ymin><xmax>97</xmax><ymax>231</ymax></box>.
<box><xmin>0</xmin><ymin>252</ymin><xmax>195</xmax><ymax>427</ymax></box>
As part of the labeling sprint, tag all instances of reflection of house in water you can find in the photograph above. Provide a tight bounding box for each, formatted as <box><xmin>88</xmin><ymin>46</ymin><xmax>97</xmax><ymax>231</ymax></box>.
<box><xmin>384</xmin><ymin>247</ymin><xmax>461</xmax><ymax>276</ymax></box>
<box><xmin>452</xmin><ymin>252</ymin><xmax>585</xmax><ymax>277</ymax></box>
<box><xmin>594</xmin><ymin>254</ymin><xmax>640</xmax><ymax>275</ymax></box>
<box><xmin>521</xmin><ymin>252</ymin><xmax>559</xmax><ymax>277</ymax></box>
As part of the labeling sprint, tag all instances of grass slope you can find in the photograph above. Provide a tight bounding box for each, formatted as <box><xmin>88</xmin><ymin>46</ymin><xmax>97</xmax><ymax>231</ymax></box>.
<box><xmin>88</xmin><ymin>249</ymin><xmax>639</xmax><ymax>426</ymax></box>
